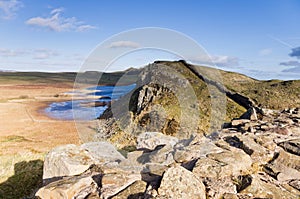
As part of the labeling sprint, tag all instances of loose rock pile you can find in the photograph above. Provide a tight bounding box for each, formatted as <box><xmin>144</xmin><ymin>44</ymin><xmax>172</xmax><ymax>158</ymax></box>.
<box><xmin>36</xmin><ymin>108</ymin><xmax>300</xmax><ymax>199</ymax></box>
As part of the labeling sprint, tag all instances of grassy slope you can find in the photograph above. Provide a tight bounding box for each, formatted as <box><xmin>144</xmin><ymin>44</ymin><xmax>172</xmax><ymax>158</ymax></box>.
<box><xmin>221</xmin><ymin>70</ymin><xmax>300</xmax><ymax>109</ymax></box>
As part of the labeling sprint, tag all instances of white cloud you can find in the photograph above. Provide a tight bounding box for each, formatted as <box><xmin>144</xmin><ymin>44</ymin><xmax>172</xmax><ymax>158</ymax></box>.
<box><xmin>108</xmin><ymin>41</ymin><xmax>141</xmax><ymax>49</ymax></box>
<box><xmin>259</xmin><ymin>48</ymin><xmax>272</xmax><ymax>56</ymax></box>
<box><xmin>0</xmin><ymin>48</ymin><xmax>27</xmax><ymax>56</ymax></box>
<box><xmin>50</xmin><ymin>7</ymin><xmax>64</xmax><ymax>15</ymax></box>
<box><xmin>188</xmin><ymin>54</ymin><xmax>239</xmax><ymax>67</ymax></box>
<box><xmin>0</xmin><ymin>0</ymin><xmax>23</xmax><ymax>19</ymax></box>
<box><xmin>77</xmin><ymin>24</ymin><xmax>97</xmax><ymax>32</ymax></box>
<box><xmin>0</xmin><ymin>48</ymin><xmax>60</xmax><ymax>60</ymax></box>
<box><xmin>25</xmin><ymin>8</ymin><xmax>97</xmax><ymax>32</ymax></box>
<box><xmin>33</xmin><ymin>49</ymin><xmax>59</xmax><ymax>59</ymax></box>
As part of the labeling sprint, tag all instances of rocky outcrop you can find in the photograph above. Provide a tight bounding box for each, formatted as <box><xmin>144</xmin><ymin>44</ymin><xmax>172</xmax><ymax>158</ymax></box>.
<box><xmin>36</xmin><ymin>108</ymin><xmax>300</xmax><ymax>198</ymax></box>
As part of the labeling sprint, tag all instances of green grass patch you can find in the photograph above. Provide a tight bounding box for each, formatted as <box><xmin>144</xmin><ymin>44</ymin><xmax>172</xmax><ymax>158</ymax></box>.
<box><xmin>0</xmin><ymin>135</ymin><xmax>29</xmax><ymax>143</ymax></box>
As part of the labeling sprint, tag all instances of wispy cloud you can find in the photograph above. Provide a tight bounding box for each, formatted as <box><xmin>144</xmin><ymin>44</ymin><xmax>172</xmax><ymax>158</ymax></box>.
<box><xmin>282</xmin><ymin>66</ymin><xmax>300</xmax><ymax>73</ymax></box>
<box><xmin>0</xmin><ymin>48</ymin><xmax>60</xmax><ymax>60</ymax></box>
<box><xmin>0</xmin><ymin>0</ymin><xmax>23</xmax><ymax>19</ymax></box>
<box><xmin>0</xmin><ymin>48</ymin><xmax>27</xmax><ymax>56</ymax></box>
<box><xmin>188</xmin><ymin>54</ymin><xmax>239</xmax><ymax>67</ymax></box>
<box><xmin>25</xmin><ymin>7</ymin><xmax>97</xmax><ymax>32</ymax></box>
<box><xmin>280</xmin><ymin>60</ymin><xmax>300</xmax><ymax>67</ymax></box>
<box><xmin>33</xmin><ymin>49</ymin><xmax>59</xmax><ymax>59</ymax></box>
<box><xmin>108</xmin><ymin>41</ymin><xmax>141</xmax><ymax>49</ymax></box>
<box><xmin>259</xmin><ymin>48</ymin><xmax>272</xmax><ymax>56</ymax></box>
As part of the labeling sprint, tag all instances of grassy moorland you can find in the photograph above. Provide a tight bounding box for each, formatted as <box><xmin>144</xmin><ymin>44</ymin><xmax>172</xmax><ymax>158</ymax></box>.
<box><xmin>0</xmin><ymin>62</ymin><xmax>299</xmax><ymax>198</ymax></box>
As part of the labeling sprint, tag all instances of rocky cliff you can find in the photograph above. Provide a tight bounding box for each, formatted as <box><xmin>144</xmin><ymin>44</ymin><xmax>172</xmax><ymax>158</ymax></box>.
<box><xmin>94</xmin><ymin>61</ymin><xmax>299</xmax><ymax>148</ymax></box>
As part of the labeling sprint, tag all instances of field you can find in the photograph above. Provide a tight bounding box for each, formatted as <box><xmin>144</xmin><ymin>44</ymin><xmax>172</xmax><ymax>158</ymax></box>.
<box><xmin>0</xmin><ymin>72</ymin><xmax>79</xmax><ymax>198</ymax></box>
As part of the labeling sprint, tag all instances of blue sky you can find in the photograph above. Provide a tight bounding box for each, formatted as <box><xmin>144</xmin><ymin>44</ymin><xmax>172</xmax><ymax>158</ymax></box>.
<box><xmin>0</xmin><ymin>0</ymin><xmax>300</xmax><ymax>80</ymax></box>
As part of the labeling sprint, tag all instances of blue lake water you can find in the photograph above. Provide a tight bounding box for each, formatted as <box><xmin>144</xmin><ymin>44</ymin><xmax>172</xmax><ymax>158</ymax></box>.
<box><xmin>45</xmin><ymin>84</ymin><xmax>136</xmax><ymax>120</ymax></box>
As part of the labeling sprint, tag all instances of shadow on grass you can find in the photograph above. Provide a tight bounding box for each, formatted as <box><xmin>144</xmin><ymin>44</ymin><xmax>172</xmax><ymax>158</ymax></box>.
<box><xmin>0</xmin><ymin>160</ymin><xmax>43</xmax><ymax>199</ymax></box>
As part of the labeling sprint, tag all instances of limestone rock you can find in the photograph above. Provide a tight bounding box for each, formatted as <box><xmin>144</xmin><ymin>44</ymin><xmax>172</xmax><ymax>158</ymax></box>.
<box><xmin>36</xmin><ymin>174</ymin><xmax>101</xmax><ymax>199</ymax></box>
<box><xmin>224</xmin><ymin>135</ymin><xmax>274</xmax><ymax>164</ymax></box>
<box><xmin>111</xmin><ymin>180</ymin><xmax>147</xmax><ymax>199</ymax></box>
<box><xmin>43</xmin><ymin>144</ymin><xmax>94</xmax><ymax>180</ymax></box>
<box><xmin>137</xmin><ymin>144</ymin><xmax>174</xmax><ymax>166</ymax></box>
<box><xmin>240</xmin><ymin>175</ymin><xmax>298</xmax><ymax>198</ymax></box>
<box><xmin>193</xmin><ymin>146</ymin><xmax>252</xmax><ymax>179</ymax></box>
<box><xmin>118</xmin><ymin>150</ymin><xmax>144</xmax><ymax>172</ymax></box>
<box><xmin>173</xmin><ymin>139</ymin><xmax>223</xmax><ymax>163</ymax></box>
<box><xmin>101</xmin><ymin>171</ymin><xmax>141</xmax><ymax>199</ymax></box>
<box><xmin>136</xmin><ymin>132</ymin><xmax>178</xmax><ymax>150</ymax></box>
<box><xmin>158</xmin><ymin>166</ymin><xmax>206</xmax><ymax>199</ymax></box>
<box><xmin>204</xmin><ymin>177</ymin><xmax>237</xmax><ymax>198</ymax></box>
<box><xmin>43</xmin><ymin>142</ymin><xmax>125</xmax><ymax>181</ymax></box>
<box><xmin>231</xmin><ymin>119</ymin><xmax>250</xmax><ymax>126</ymax></box>
<box><xmin>207</xmin><ymin>147</ymin><xmax>252</xmax><ymax>176</ymax></box>
<box><xmin>81</xmin><ymin>142</ymin><xmax>125</xmax><ymax>164</ymax></box>
<box><xmin>277</xmin><ymin>139</ymin><xmax>300</xmax><ymax>156</ymax></box>
<box><xmin>265</xmin><ymin>149</ymin><xmax>300</xmax><ymax>182</ymax></box>
<box><xmin>289</xmin><ymin>179</ymin><xmax>300</xmax><ymax>191</ymax></box>
<box><xmin>222</xmin><ymin>193</ymin><xmax>239</xmax><ymax>199</ymax></box>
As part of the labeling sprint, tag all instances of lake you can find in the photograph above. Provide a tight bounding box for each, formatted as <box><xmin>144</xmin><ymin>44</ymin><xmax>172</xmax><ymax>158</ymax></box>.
<box><xmin>45</xmin><ymin>84</ymin><xmax>136</xmax><ymax>120</ymax></box>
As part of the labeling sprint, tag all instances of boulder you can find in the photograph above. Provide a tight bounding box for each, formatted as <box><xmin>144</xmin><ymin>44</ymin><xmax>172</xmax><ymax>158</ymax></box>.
<box><xmin>193</xmin><ymin>146</ymin><xmax>252</xmax><ymax>179</ymax></box>
<box><xmin>136</xmin><ymin>132</ymin><xmax>178</xmax><ymax>150</ymax></box>
<box><xmin>289</xmin><ymin>179</ymin><xmax>300</xmax><ymax>191</ymax></box>
<box><xmin>111</xmin><ymin>180</ymin><xmax>147</xmax><ymax>199</ymax></box>
<box><xmin>240</xmin><ymin>175</ymin><xmax>298</xmax><ymax>198</ymax></box>
<box><xmin>158</xmin><ymin>166</ymin><xmax>206</xmax><ymax>199</ymax></box>
<box><xmin>43</xmin><ymin>144</ymin><xmax>94</xmax><ymax>180</ymax></box>
<box><xmin>43</xmin><ymin>142</ymin><xmax>125</xmax><ymax>180</ymax></box>
<box><xmin>204</xmin><ymin>177</ymin><xmax>237</xmax><ymax>198</ymax></box>
<box><xmin>224</xmin><ymin>135</ymin><xmax>274</xmax><ymax>164</ymax></box>
<box><xmin>118</xmin><ymin>150</ymin><xmax>144</xmax><ymax>172</ymax></box>
<box><xmin>265</xmin><ymin>149</ymin><xmax>300</xmax><ymax>181</ymax></box>
<box><xmin>231</xmin><ymin>119</ymin><xmax>250</xmax><ymax>126</ymax></box>
<box><xmin>36</xmin><ymin>174</ymin><xmax>101</xmax><ymax>199</ymax></box>
<box><xmin>101</xmin><ymin>171</ymin><xmax>141</xmax><ymax>199</ymax></box>
<box><xmin>137</xmin><ymin>144</ymin><xmax>174</xmax><ymax>165</ymax></box>
<box><xmin>173</xmin><ymin>138</ymin><xmax>223</xmax><ymax>163</ymax></box>
<box><xmin>81</xmin><ymin>142</ymin><xmax>125</xmax><ymax>164</ymax></box>
<box><xmin>277</xmin><ymin>139</ymin><xmax>300</xmax><ymax>156</ymax></box>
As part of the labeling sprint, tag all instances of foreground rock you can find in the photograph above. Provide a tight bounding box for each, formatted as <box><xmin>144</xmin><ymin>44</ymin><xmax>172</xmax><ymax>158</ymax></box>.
<box><xmin>158</xmin><ymin>166</ymin><xmax>206</xmax><ymax>199</ymax></box>
<box><xmin>36</xmin><ymin>174</ymin><xmax>101</xmax><ymax>199</ymax></box>
<box><xmin>36</xmin><ymin>108</ymin><xmax>300</xmax><ymax>199</ymax></box>
<box><xmin>43</xmin><ymin>142</ymin><xmax>125</xmax><ymax>182</ymax></box>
